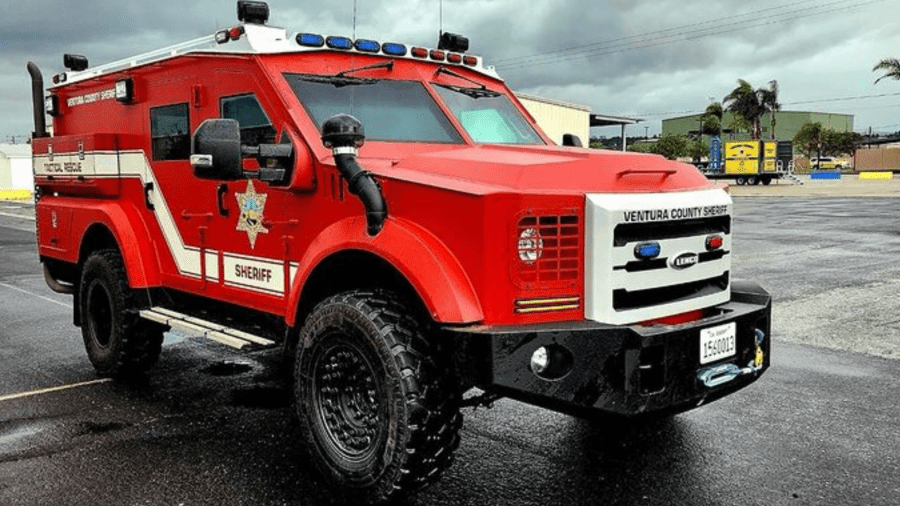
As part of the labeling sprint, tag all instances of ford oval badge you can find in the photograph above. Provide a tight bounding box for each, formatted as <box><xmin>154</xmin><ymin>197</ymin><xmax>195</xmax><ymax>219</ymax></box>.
<box><xmin>670</xmin><ymin>252</ymin><xmax>699</xmax><ymax>270</ymax></box>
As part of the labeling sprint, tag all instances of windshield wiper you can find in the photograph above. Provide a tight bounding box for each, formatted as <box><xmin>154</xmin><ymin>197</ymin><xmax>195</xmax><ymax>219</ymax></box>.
<box><xmin>434</xmin><ymin>66</ymin><xmax>500</xmax><ymax>98</ymax></box>
<box><xmin>297</xmin><ymin>74</ymin><xmax>376</xmax><ymax>87</ymax></box>
<box><xmin>336</xmin><ymin>60</ymin><xmax>394</xmax><ymax>77</ymax></box>
<box><xmin>297</xmin><ymin>61</ymin><xmax>394</xmax><ymax>88</ymax></box>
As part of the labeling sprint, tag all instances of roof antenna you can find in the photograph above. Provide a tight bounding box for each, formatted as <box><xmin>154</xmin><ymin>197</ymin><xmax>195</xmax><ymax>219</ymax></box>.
<box><xmin>439</xmin><ymin>0</ymin><xmax>443</xmax><ymax>38</ymax></box>
<box><xmin>353</xmin><ymin>0</ymin><xmax>357</xmax><ymax>39</ymax></box>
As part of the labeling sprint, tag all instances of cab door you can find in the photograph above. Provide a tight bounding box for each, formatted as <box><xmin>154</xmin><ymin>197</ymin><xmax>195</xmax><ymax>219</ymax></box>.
<box><xmin>201</xmin><ymin>78</ymin><xmax>301</xmax><ymax>312</ymax></box>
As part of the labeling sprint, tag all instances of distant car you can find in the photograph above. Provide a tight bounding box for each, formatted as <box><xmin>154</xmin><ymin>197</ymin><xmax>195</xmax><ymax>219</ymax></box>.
<box><xmin>810</xmin><ymin>157</ymin><xmax>843</xmax><ymax>170</ymax></box>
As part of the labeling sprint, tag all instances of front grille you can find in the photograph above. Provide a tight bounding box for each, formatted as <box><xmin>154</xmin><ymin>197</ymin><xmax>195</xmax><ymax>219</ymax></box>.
<box><xmin>613</xmin><ymin>272</ymin><xmax>730</xmax><ymax>310</ymax></box>
<box><xmin>614</xmin><ymin>216</ymin><xmax>731</xmax><ymax>247</ymax></box>
<box><xmin>516</xmin><ymin>214</ymin><xmax>580</xmax><ymax>283</ymax></box>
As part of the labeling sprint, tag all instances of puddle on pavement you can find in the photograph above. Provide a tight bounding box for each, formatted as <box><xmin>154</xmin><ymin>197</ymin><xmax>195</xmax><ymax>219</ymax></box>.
<box><xmin>202</xmin><ymin>360</ymin><xmax>254</xmax><ymax>377</ymax></box>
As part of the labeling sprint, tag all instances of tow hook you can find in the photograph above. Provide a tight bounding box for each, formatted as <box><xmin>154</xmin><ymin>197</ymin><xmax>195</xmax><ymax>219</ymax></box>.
<box><xmin>697</xmin><ymin>328</ymin><xmax>766</xmax><ymax>389</ymax></box>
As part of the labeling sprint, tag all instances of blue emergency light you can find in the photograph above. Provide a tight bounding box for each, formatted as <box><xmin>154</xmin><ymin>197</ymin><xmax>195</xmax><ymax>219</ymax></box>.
<box><xmin>326</xmin><ymin>36</ymin><xmax>353</xmax><ymax>50</ymax></box>
<box><xmin>354</xmin><ymin>39</ymin><xmax>381</xmax><ymax>53</ymax></box>
<box><xmin>296</xmin><ymin>33</ymin><xmax>325</xmax><ymax>47</ymax></box>
<box><xmin>634</xmin><ymin>241</ymin><xmax>661</xmax><ymax>259</ymax></box>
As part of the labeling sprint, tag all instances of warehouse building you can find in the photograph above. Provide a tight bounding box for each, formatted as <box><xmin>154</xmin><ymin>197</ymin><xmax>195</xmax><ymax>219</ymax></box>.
<box><xmin>0</xmin><ymin>144</ymin><xmax>33</xmax><ymax>195</ymax></box>
<box><xmin>662</xmin><ymin>111</ymin><xmax>854</xmax><ymax>145</ymax></box>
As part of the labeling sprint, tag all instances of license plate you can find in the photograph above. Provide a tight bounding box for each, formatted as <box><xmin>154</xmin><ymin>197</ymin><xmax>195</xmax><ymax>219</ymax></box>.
<box><xmin>700</xmin><ymin>322</ymin><xmax>736</xmax><ymax>364</ymax></box>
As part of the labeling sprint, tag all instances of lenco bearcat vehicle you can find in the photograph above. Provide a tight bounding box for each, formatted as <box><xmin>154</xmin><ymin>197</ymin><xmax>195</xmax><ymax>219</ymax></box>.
<box><xmin>27</xmin><ymin>2</ymin><xmax>770</xmax><ymax>502</ymax></box>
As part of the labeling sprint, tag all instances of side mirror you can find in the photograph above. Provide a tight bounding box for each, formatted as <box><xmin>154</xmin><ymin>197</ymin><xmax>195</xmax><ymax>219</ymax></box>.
<box><xmin>191</xmin><ymin>119</ymin><xmax>243</xmax><ymax>180</ymax></box>
<box><xmin>562</xmin><ymin>134</ymin><xmax>583</xmax><ymax>148</ymax></box>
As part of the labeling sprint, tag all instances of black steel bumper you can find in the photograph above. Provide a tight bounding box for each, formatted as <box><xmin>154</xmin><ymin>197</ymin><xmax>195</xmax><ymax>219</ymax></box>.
<box><xmin>447</xmin><ymin>280</ymin><xmax>771</xmax><ymax>418</ymax></box>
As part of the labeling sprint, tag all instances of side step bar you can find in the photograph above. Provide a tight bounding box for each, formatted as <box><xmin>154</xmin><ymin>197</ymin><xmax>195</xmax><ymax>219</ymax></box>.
<box><xmin>139</xmin><ymin>307</ymin><xmax>276</xmax><ymax>350</ymax></box>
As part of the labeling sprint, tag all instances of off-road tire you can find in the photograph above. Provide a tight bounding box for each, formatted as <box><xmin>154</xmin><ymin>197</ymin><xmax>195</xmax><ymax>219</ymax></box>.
<box><xmin>79</xmin><ymin>249</ymin><xmax>164</xmax><ymax>377</ymax></box>
<box><xmin>294</xmin><ymin>290</ymin><xmax>462</xmax><ymax>504</ymax></box>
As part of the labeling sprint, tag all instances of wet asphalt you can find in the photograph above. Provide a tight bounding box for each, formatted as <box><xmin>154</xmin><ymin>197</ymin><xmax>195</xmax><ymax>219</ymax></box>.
<box><xmin>0</xmin><ymin>197</ymin><xmax>898</xmax><ymax>506</ymax></box>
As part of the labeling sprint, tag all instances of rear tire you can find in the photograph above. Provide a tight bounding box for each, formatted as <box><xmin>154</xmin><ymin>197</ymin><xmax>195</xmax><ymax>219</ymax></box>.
<box><xmin>79</xmin><ymin>249</ymin><xmax>164</xmax><ymax>377</ymax></box>
<box><xmin>294</xmin><ymin>291</ymin><xmax>462</xmax><ymax>503</ymax></box>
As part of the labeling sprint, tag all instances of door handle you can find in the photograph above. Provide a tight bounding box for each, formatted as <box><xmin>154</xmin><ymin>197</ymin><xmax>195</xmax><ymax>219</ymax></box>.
<box><xmin>144</xmin><ymin>182</ymin><xmax>155</xmax><ymax>211</ymax></box>
<box><xmin>217</xmin><ymin>183</ymin><xmax>230</xmax><ymax>217</ymax></box>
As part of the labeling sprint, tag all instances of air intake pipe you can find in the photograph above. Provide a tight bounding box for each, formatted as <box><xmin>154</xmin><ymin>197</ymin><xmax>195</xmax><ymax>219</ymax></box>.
<box><xmin>321</xmin><ymin>115</ymin><xmax>387</xmax><ymax>236</ymax></box>
<box><xmin>26</xmin><ymin>62</ymin><xmax>49</xmax><ymax>138</ymax></box>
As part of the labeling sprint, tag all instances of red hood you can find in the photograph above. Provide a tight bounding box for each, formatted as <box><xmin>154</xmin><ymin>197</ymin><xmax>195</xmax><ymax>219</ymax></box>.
<box><xmin>363</xmin><ymin>144</ymin><xmax>714</xmax><ymax>195</ymax></box>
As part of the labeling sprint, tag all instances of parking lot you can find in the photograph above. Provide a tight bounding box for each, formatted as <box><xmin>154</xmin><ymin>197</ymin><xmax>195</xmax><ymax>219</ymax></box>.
<box><xmin>1</xmin><ymin>182</ymin><xmax>899</xmax><ymax>505</ymax></box>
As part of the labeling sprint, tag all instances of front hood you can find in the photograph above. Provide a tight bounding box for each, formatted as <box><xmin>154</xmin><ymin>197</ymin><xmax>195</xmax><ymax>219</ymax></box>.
<box><xmin>365</xmin><ymin>144</ymin><xmax>714</xmax><ymax>195</ymax></box>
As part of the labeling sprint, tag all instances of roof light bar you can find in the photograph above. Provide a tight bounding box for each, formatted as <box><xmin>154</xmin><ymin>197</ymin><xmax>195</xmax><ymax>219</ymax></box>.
<box><xmin>296</xmin><ymin>33</ymin><xmax>325</xmax><ymax>47</ymax></box>
<box><xmin>429</xmin><ymin>49</ymin><xmax>445</xmax><ymax>61</ymax></box>
<box><xmin>381</xmin><ymin>42</ymin><xmax>407</xmax><ymax>56</ymax></box>
<box><xmin>410</xmin><ymin>47</ymin><xmax>428</xmax><ymax>58</ymax></box>
<box><xmin>447</xmin><ymin>53</ymin><xmax>462</xmax><ymax>64</ymax></box>
<box><xmin>354</xmin><ymin>39</ymin><xmax>380</xmax><ymax>53</ymax></box>
<box><xmin>326</xmin><ymin>36</ymin><xmax>353</xmax><ymax>50</ymax></box>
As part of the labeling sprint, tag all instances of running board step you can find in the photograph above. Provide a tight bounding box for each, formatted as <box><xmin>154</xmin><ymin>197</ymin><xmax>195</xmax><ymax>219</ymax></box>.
<box><xmin>139</xmin><ymin>307</ymin><xmax>276</xmax><ymax>350</ymax></box>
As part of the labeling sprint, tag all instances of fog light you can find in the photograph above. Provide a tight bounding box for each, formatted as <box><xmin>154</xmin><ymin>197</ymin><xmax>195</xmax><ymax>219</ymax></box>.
<box><xmin>528</xmin><ymin>344</ymin><xmax>575</xmax><ymax>380</ymax></box>
<box><xmin>530</xmin><ymin>347</ymin><xmax>549</xmax><ymax>375</ymax></box>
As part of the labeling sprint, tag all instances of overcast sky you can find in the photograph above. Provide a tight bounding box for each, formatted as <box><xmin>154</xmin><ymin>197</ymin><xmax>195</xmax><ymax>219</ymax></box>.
<box><xmin>2</xmin><ymin>0</ymin><xmax>899</xmax><ymax>143</ymax></box>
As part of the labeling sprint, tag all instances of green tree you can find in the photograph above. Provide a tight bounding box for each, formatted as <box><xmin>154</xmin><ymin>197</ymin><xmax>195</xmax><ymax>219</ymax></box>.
<box><xmin>723</xmin><ymin>79</ymin><xmax>763</xmax><ymax>140</ymax></box>
<box><xmin>794</xmin><ymin>122</ymin><xmax>823</xmax><ymax>162</ymax></box>
<box><xmin>687</xmin><ymin>138</ymin><xmax>709</xmax><ymax>161</ymax></box>
<box><xmin>651</xmin><ymin>133</ymin><xmax>689</xmax><ymax>160</ymax></box>
<box><xmin>822</xmin><ymin>130</ymin><xmax>862</xmax><ymax>156</ymax></box>
<box><xmin>873</xmin><ymin>57</ymin><xmax>900</xmax><ymax>84</ymax></box>
<box><xmin>759</xmin><ymin>80</ymin><xmax>780</xmax><ymax>140</ymax></box>
<box><xmin>722</xmin><ymin>79</ymin><xmax>781</xmax><ymax>140</ymax></box>
<box><xmin>700</xmin><ymin>102</ymin><xmax>723</xmax><ymax>137</ymax></box>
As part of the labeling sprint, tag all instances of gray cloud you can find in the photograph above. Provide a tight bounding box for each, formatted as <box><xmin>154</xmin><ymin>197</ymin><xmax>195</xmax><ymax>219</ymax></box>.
<box><xmin>3</xmin><ymin>0</ymin><xmax>900</xmax><ymax>139</ymax></box>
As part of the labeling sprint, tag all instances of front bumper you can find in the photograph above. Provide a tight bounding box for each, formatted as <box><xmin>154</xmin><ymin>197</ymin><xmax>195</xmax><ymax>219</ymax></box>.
<box><xmin>447</xmin><ymin>280</ymin><xmax>771</xmax><ymax>418</ymax></box>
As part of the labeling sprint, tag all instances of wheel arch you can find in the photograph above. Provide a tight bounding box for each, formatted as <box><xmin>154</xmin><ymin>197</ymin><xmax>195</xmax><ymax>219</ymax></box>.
<box><xmin>75</xmin><ymin>203</ymin><xmax>162</xmax><ymax>289</ymax></box>
<box><xmin>286</xmin><ymin>216</ymin><xmax>483</xmax><ymax>329</ymax></box>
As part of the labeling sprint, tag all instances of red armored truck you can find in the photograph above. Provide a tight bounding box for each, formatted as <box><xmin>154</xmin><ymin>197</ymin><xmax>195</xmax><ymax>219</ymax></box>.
<box><xmin>27</xmin><ymin>1</ymin><xmax>770</xmax><ymax>502</ymax></box>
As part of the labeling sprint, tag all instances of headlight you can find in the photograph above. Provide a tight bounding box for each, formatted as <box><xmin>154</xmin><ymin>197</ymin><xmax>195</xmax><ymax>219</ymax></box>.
<box><xmin>517</xmin><ymin>227</ymin><xmax>543</xmax><ymax>263</ymax></box>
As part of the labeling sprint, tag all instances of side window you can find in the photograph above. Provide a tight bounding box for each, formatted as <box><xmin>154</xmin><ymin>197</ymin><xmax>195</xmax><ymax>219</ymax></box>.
<box><xmin>150</xmin><ymin>103</ymin><xmax>190</xmax><ymax>161</ymax></box>
<box><xmin>221</xmin><ymin>94</ymin><xmax>277</xmax><ymax>147</ymax></box>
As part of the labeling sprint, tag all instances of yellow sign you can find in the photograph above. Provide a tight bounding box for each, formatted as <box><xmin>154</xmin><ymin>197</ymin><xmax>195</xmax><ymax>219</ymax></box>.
<box><xmin>725</xmin><ymin>158</ymin><xmax>758</xmax><ymax>174</ymax></box>
<box><xmin>725</xmin><ymin>142</ymin><xmax>759</xmax><ymax>160</ymax></box>
<box><xmin>763</xmin><ymin>142</ymin><xmax>776</xmax><ymax>159</ymax></box>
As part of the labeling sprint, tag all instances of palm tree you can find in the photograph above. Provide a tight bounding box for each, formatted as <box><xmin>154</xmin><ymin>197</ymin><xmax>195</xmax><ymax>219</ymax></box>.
<box><xmin>758</xmin><ymin>80</ymin><xmax>780</xmax><ymax>140</ymax></box>
<box><xmin>723</xmin><ymin>79</ymin><xmax>764</xmax><ymax>140</ymax></box>
<box><xmin>873</xmin><ymin>58</ymin><xmax>900</xmax><ymax>84</ymax></box>
<box><xmin>701</xmin><ymin>102</ymin><xmax>724</xmax><ymax>137</ymax></box>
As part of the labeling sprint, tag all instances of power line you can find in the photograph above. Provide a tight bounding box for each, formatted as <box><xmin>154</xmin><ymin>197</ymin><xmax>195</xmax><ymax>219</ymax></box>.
<box><xmin>496</xmin><ymin>0</ymin><xmax>893</xmax><ymax>71</ymax></box>
<box><xmin>609</xmin><ymin>91</ymin><xmax>900</xmax><ymax>119</ymax></box>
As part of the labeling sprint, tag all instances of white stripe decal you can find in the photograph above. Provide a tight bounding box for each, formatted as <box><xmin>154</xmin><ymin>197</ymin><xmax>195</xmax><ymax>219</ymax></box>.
<box><xmin>44</xmin><ymin>149</ymin><xmax>297</xmax><ymax>296</ymax></box>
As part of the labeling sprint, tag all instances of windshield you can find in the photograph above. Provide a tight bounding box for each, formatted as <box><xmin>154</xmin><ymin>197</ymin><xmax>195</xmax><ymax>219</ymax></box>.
<box><xmin>433</xmin><ymin>84</ymin><xmax>544</xmax><ymax>145</ymax></box>
<box><xmin>284</xmin><ymin>74</ymin><xmax>463</xmax><ymax>143</ymax></box>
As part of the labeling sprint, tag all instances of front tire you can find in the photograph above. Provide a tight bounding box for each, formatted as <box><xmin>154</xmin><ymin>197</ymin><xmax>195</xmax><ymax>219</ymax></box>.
<box><xmin>294</xmin><ymin>291</ymin><xmax>462</xmax><ymax>504</ymax></box>
<box><xmin>79</xmin><ymin>249</ymin><xmax>164</xmax><ymax>377</ymax></box>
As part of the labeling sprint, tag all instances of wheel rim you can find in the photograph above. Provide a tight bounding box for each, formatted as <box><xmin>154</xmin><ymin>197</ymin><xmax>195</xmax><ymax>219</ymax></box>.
<box><xmin>312</xmin><ymin>340</ymin><xmax>384</xmax><ymax>462</ymax></box>
<box><xmin>86</xmin><ymin>280</ymin><xmax>114</xmax><ymax>348</ymax></box>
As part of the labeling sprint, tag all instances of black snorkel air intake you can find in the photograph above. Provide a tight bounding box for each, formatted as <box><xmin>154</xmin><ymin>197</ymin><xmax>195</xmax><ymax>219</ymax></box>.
<box><xmin>321</xmin><ymin>115</ymin><xmax>387</xmax><ymax>237</ymax></box>
<box><xmin>27</xmin><ymin>62</ymin><xmax>49</xmax><ymax>138</ymax></box>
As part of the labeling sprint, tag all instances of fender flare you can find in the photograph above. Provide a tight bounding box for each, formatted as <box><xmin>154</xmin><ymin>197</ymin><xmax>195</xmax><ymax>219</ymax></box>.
<box><xmin>76</xmin><ymin>201</ymin><xmax>161</xmax><ymax>288</ymax></box>
<box><xmin>287</xmin><ymin>216</ymin><xmax>483</xmax><ymax>326</ymax></box>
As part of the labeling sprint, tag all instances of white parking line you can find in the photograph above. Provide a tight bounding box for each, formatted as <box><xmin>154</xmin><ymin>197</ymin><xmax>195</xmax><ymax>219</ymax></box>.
<box><xmin>0</xmin><ymin>210</ymin><xmax>35</xmax><ymax>221</ymax></box>
<box><xmin>0</xmin><ymin>282</ymin><xmax>71</xmax><ymax>309</ymax></box>
<box><xmin>0</xmin><ymin>378</ymin><xmax>112</xmax><ymax>403</ymax></box>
